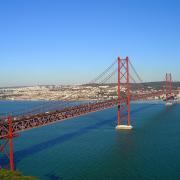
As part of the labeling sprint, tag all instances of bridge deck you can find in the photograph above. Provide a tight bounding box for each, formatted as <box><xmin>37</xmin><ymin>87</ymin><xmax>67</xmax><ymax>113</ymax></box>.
<box><xmin>0</xmin><ymin>91</ymin><xmax>164</xmax><ymax>139</ymax></box>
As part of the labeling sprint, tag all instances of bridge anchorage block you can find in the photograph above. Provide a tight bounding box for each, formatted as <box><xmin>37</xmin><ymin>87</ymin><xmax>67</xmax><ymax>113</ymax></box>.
<box><xmin>115</xmin><ymin>125</ymin><xmax>133</xmax><ymax>130</ymax></box>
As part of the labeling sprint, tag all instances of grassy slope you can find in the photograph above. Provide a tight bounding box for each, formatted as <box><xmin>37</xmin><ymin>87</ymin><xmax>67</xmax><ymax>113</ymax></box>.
<box><xmin>0</xmin><ymin>169</ymin><xmax>38</xmax><ymax>180</ymax></box>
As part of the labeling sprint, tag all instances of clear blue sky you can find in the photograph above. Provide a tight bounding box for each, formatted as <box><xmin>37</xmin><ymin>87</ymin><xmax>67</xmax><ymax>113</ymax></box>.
<box><xmin>0</xmin><ymin>0</ymin><xmax>180</xmax><ymax>87</ymax></box>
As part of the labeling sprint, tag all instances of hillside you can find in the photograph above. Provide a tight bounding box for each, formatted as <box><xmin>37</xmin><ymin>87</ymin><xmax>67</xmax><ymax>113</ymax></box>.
<box><xmin>0</xmin><ymin>169</ymin><xmax>37</xmax><ymax>180</ymax></box>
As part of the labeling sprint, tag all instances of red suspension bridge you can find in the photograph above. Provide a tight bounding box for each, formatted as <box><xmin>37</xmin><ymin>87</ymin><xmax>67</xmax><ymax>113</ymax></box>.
<box><xmin>0</xmin><ymin>56</ymin><xmax>176</xmax><ymax>171</ymax></box>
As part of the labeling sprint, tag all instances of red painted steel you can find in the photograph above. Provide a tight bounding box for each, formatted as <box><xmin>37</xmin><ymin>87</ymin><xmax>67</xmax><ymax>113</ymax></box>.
<box><xmin>0</xmin><ymin>57</ymin><xmax>174</xmax><ymax>170</ymax></box>
<box><xmin>0</xmin><ymin>90</ymin><xmax>166</xmax><ymax>170</ymax></box>
<box><xmin>126</xmin><ymin>57</ymin><xmax>131</xmax><ymax>126</ymax></box>
<box><xmin>0</xmin><ymin>91</ymin><xmax>165</xmax><ymax>139</ymax></box>
<box><xmin>117</xmin><ymin>57</ymin><xmax>121</xmax><ymax>126</ymax></box>
<box><xmin>8</xmin><ymin>116</ymin><xmax>14</xmax><ymax>171</ymax></box>
<box><xmin>0</xmin><ymin>116</ymin><xmax>15</xmax><ymax>171</ymax></box>
<box><xmin>166</xmin><ymin>73</ymin><xmax>173</xmax><ymax>103</ymax></box>
<box><xmin>116</xmin><ymin>56</ymin><xmax>131</xmax><ymax>127</ymax></box>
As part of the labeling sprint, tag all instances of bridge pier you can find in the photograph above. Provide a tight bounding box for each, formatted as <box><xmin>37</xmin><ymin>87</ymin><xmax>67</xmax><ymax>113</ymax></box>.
<box><xmin>166</xmin><ymin>102</ymin><xmax>173</xmax><ymax>106</ymax></box>
<box><xmin>165</xmin><ymin>73</ymin><xmax>174</xmax><ymax>106</ymax></box>
<box><xmin>116</xmin><ymin>56</ymin><xmax>132</xmax><ymax>130</ymax></box>
<box><xmin>116</xmin><ymin>125</ymin><xmax>133</xmax><ymax>130</ymax></box>
<box><xmin>0</xmin><ymin>116</ymin><xmax>16</xmax><ymax>171</ymax></box>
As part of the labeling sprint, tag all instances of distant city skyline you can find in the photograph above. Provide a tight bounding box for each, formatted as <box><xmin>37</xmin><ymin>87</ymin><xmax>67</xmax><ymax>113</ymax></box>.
<box><xmin>0</xmin><ymin>0</ymin><xmax>180</xmax><ymax>87</ymax></box>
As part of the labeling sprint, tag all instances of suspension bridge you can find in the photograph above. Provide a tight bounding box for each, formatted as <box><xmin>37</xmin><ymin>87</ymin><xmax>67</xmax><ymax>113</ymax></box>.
<box><xmin>0</xmin><ymin>56</ymin><xmax>176</xmax><ymax>171</ymax></box>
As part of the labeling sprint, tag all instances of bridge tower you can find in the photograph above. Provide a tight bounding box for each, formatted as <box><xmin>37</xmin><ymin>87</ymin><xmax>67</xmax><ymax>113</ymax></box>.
<box><xmin>116</xmin><ymin>56</ymin><xmax>132</xmax><ymax>130</ymax></box>
<box><xmin>0</xmin><ymin>116</ymin><xmax>15</xmax><ymax>171</ymax></box>
<box><xmin>165</xmin><ymin>73</ymin><xmax>173</xmax><ymax>106</ymax></box>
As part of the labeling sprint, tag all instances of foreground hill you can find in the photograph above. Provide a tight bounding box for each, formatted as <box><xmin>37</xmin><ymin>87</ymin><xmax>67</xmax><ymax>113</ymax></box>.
<box><xmin>0</xmin><ymin>169</ymin><xmax>37</xmax><ymax>180</ymax></box>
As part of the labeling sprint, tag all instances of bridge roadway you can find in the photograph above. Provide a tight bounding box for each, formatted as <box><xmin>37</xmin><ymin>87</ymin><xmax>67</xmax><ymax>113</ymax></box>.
<box><xmin>0</xmin><ymin>91</ymin><xmax>164</xmax><ymax>139</ymax></box>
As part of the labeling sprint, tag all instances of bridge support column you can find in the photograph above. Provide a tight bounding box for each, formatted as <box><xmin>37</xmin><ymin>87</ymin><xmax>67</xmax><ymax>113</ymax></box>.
<box><xmin>116</xmin><ymin>56</ymin><xmax>132</xmax><ymax>130</ymax></box>
<box><xmin>0</xmin><ymin>116</ymin><xmax>15</xmax><ymax>171</ymax></box>
<box><xmin>165</xmin><ymin>73</ymin><xmax>173</xmax><ymax>106</ymax></box>
<box><xmin>117</xmin><ymin>57</ymin><xmax>121</xmax><ymax>126</ymax></box>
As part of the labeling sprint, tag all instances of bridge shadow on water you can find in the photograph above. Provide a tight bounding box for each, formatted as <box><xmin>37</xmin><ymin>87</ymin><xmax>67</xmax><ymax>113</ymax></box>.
<box><xmin>0</xmin><ymin>103</ymin><xmax>162</xmax><ymax>167</ymax></box>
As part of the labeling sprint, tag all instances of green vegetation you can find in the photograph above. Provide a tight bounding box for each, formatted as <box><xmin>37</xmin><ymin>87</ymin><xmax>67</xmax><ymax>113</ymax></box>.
<box><xmin>0</xmin><ymin>169</ymin><xmax>38</xmax><ymax>180</ymax></box>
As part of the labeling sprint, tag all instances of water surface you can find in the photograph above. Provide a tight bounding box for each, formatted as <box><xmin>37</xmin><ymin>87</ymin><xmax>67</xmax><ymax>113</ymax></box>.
<box><xmin>0</xmin><ymin>101</ymin><xmax>180</xmax><ymax>180</ymax></box>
